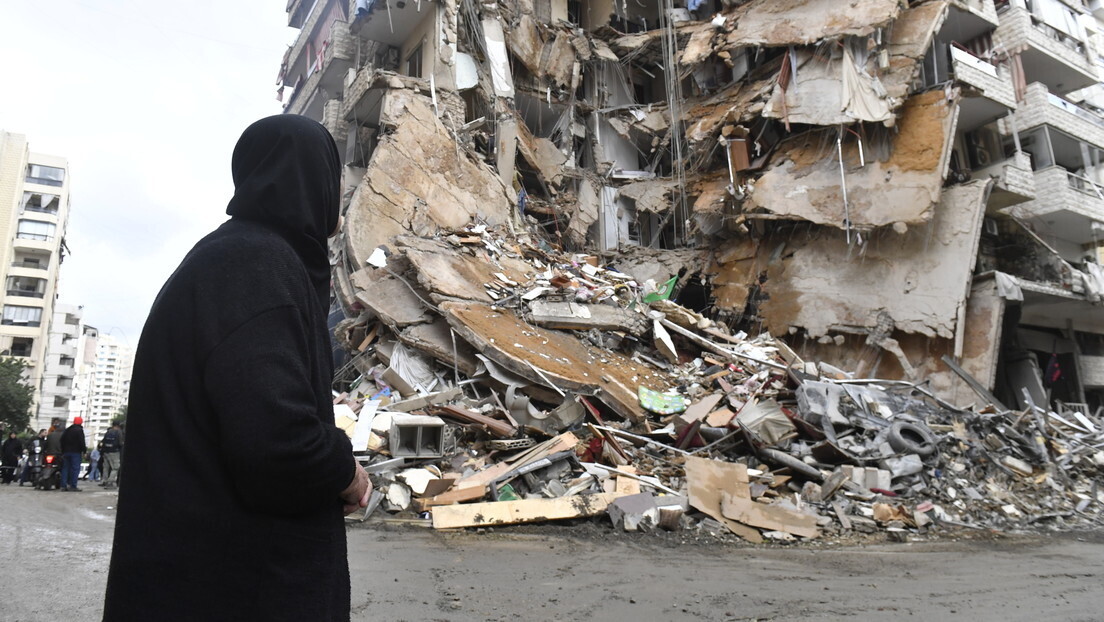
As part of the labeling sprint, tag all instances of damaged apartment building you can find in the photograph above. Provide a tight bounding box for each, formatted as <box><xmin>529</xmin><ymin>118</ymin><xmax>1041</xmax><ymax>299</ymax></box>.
<box><xmin>276</xmin><ymin>0</ymin><xmax>1104</xmax><ymax>419</ymax></box>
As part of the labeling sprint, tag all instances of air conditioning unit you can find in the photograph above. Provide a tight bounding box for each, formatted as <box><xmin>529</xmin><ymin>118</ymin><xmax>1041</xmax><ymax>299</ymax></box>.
<box><xmin>972</xmin><ymin>143</ymin><xmax>992</xmax><ymax>167</ymax></box>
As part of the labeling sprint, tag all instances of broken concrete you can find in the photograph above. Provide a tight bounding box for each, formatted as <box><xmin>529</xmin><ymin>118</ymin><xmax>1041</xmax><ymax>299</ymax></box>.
<box><xmin>748</xmin><ymin>90</ymin><xmax>961</xmax><ymax>230</ymax></box>
<box><xmin>343</xmin><ymin>92</ymin><xmax>516</xmax><ymax>269</ymax></box>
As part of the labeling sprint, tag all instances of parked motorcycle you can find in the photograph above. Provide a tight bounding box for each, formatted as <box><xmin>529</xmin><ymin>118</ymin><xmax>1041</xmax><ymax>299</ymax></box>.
<box><xmin>19</xmin><ymin>446</ymin><xmax>44</xmax><ymax>487</ymax></box>
<box><xmin>35</xmin><ymin>452</ymin><xmax>62</xmax><ymax>491</ymax></box>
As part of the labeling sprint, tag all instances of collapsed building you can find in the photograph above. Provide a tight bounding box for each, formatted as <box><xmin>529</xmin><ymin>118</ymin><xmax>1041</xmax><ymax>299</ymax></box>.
<box><xmin>276</xmin><ymin>0</ymin><xmax>1104</xmax><ymax>538</ymax></box>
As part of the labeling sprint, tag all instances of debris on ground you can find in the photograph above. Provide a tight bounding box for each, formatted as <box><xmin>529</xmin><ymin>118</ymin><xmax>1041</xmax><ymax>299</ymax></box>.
<box><xmin>334</xmin><ymin>225</ymin><xmax>1104</xmax><ymax>543</ymax></box>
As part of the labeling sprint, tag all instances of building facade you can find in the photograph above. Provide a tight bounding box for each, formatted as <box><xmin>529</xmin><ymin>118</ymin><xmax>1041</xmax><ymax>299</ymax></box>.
<box><xmin>38</xmin><ymin>303</ymin><xmax>82</xmax><ymax>429</ymax></box>
<box><xmin>0</xmin><ymin>131</ymin><xmax>72</xmax><ymax>431</ymax></box>
<box><xmin>277</xmin><ymin>0</ymin><xmax>1104</xmax><ymax>414</ymax></box>
<box><xmin>68</xmin><ymin>324</ymin><xmax>99</xmax><ymax>434</ymax></box>
<box><xmin>85</xmin><ymin>333</ymin><xmax>132</xmax><ymax>447</ymax></box>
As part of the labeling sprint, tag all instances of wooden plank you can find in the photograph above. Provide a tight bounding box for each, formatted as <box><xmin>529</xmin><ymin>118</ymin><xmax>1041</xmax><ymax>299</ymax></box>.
<box><xmin>431</xmin><ymin>493</ymin><xmax>624</xmax><ymax>529</ymax></box>
<box><xmin>615</xmin><ymin>466</ymin><xmax>641</xmax><ymax>495</ymax></box>
<box><xmin>684</xmin><ymin>456</ymin><xmax>762</xmax><ymax>543</ymax></box>
<box><xmin>720</xmin><ymin>493</ymin><xmax>819</xmax><ymax>538</ymax></box>
<box><xmin>429</xmin><ymin>404</ymin><xmax>517</xmax><ymax>438</ymax></box>
<box><xmin>412</xmin><ymin>485</ymin><xmax>487</xmax><ymax>512</ymax></box>
<box><xmin>832</xmin><ymin>501</ymin><xmax>852</xmax><ymax>530</ymax></box>
<box><xmin>452</xmin><ymin>432</ymin><xmax>578</xmax><ymax>490</ymax></box>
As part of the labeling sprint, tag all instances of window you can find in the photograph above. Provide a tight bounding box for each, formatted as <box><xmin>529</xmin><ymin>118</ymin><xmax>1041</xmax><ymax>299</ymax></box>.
<box><xmin>21</xmin><ymin>192</ymin><xmax>60</xmax><ymax>215</ymax></box>
<box><xmin>6</xmin><ymin>276</ymin><xmax>46</xmax><ymax>298</ymax></box>
<box><xmin>2</xmin><ymin>305</ymin><xmax>43</xmax><ymax>327</ymax></box>
<box><xmin>25</xmin><ymin>164</ymin><xmax>65</xmax><ymax>187</ymax></box>
<box><xmin>405</xmin><ymin>43</ymin><xmax>423</xmax><ymax>78</ymax></box>
<box><xmin>17</xmin><ymin>219</ymin><xmax>57</xmax><ymax>242</ymax></box>
<box><xmin>53</xmin><ymin>396</ymin><xmax>69</xmax><ymax>408</ymax></box>
<box><xmin>9</xmin><ymin>337</ymin><xmax>33</xmax><ymax>357</ymax></box>
<box><xmin>59</xmin><ymin>356</ymin><xmax>75</xmax><ymax>367</ymax></box>
<box><xmin>55</xmin><ymin>377</ymin><xmax>72</xmax><ymax>388</ymax></box>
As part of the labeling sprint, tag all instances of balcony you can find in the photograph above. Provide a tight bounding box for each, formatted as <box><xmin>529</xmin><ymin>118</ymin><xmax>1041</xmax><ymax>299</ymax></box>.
<box><xmin>13</xmin><ymin>236</ymin><xmax>55</xmax><ymax>253</ymax></box>
<box><xmin>1006</xmin><ymin>165</ymin><xmax>1104</xmax><ymax>245</ymax></box>
<box><xmin>285</xmin><ymin>18</ymin><xmax>357</xmax><ymax>119</ymax></box>
<box><xmin>976</xmin><ymin>151</ymin><xmax>1036</xmax><ymax>208</ymax></box>
<box><xmin>6</xmin><ymin>290</ymin><xmax>45</xmax><ymax>299</ymax></box>
<box><xmin>951</xmin><ymin>46</ymin><xmax>1017</xmax><ymax>130</ymax></box>
<box><xmin>10</xmin><ymin>259</ymin><xmax>48</xmax><ymax>271</ymax></box>
<box><xmin>350</xmin><ymin>0</ymin><xmax>436</xmax><ymax>48</ymax></box>
<box><xmin>1006</xmin><ymin>82</ymin><xmax>1104</xmax><ymax>150</ymax></box>
<box><xmin>22</xmin><ymin>206</ymin><xmax>59</xmax><ymax>218</ymax></box>
<box><xmin>952</xmin><ymin>0</ymin><xmax>999</xmax><ymax>26</ymax></box>
<box><xmin>993</xmin><ymin>6</ymin><xmax>1097</xmax><ymax>94</ymax></box>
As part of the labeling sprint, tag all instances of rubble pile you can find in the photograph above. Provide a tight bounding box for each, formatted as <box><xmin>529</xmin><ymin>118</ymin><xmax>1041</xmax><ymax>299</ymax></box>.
<box><xmin>332</xmin><ymin>224</ymin><xmax>1104</xmax><ymax>542</ymax></box>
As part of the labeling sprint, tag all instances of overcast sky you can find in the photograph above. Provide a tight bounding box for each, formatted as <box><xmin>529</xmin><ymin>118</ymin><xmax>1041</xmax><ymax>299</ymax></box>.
<box><xmin>0</xmin><ymin>1</ymin><xmax>296</xmax><ymax>347</ymax></box>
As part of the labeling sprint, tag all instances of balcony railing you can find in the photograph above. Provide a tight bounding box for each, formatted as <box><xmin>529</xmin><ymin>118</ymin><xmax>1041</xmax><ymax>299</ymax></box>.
<box><xmin>22</xmin><ymin>206</ymin><xmax>58</xmax><ymax>216</ymax></box>
<box><xmin>6</xmin><ymin>290</ymin><xmax>44</xmax><ymax>299</ymax></box>
<box><xmin>1046</xmin><ymin>92</ymin><xmax>1104</xmax><ymax>130</ymax></box>
<box><xmin>1028</xmin><ymin>14</ymin><xmax>1086</xmax><ymax>56</ymax></box>
<box><xmin>24</xmin><ymin>176</ymin><xmax>63</xmax><ymax>187</ymax></box>
<box><xmin>1066</xmin><ymin>170</ymin><xmax>1104</xmax><ymax>198</ymax></box>
<box><xmin>1</xmin><ymin>320</ymin><xmax>41</xmax><ymax>327</ymax></box>
<box><xmin>16</xmin><ymin>233</ymin><xmax>53</xmax><ymax>242</ymax></box>
<box><xmin>11</xmin><ymin>261</ymin><xmax>47</xmax><ymax>270</ymax></box>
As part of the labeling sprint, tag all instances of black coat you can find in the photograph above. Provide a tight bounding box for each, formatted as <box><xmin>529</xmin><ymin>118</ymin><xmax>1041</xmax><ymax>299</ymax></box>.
<box><xmin>60</xmin><ymin>424</ymin><xmax>86</xmax><ymax>454</ymax></box>
<box><xmin>1</xmin><ymin>437</ymin><xmax>20</xmax><ymax>465</ymax></box>
<box><xmin>103</xmin><ymin>115</ymin><xmax>354</xmax><ymax>622</ymax></box>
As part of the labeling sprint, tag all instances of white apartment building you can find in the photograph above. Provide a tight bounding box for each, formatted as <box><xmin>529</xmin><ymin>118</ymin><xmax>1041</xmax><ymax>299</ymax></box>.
<box><xmin>69</xmin><ymin>323</ymin><xmax>98</xmax><ymax>438</ymax></box>
<box><xmin>38</xmin><ymin>303</ymin><xmax>82</xmax><ymax>429</ymax></box>
<box><xmin>87</xmin><ymin>334</ymin><xmax>133</xmax><ymax>446</ymax></box>
<box><xmin>0</xmin><ymin>130</ymin><xmax>72</xmax><ymax>431</ymax></box>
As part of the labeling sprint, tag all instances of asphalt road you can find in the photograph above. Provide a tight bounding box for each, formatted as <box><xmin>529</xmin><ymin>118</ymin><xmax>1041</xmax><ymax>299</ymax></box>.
<box><xmin>2</xmin><ymin>484</ymin><xmax>1103</xmax><ymax>621</ymax></box>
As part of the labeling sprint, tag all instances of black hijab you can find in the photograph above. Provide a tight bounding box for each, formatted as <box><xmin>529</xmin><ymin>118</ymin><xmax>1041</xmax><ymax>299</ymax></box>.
<box><xmin>225</xmin><ymin>115</ymin><xmax>341</xmax><ymax>305</ymax></box>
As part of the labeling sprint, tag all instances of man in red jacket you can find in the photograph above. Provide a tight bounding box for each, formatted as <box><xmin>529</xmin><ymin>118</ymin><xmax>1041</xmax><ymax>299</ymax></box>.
<box><xmin>60</xmin><ymin>416</ymin><xmax>87</xmax><ymax>492</ymax></box>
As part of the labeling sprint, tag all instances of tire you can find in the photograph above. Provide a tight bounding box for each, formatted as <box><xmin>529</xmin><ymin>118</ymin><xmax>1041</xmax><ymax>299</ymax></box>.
<box><xmin>887</xmin><ymin>421</ymin><xmax>937</xmax><ymax>457</ymax></box>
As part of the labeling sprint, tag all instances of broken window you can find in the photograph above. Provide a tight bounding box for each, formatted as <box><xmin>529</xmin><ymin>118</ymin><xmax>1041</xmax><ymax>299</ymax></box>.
<box><xmin>21</xmin><ymin>192</ymin><xmax>60</xmax><ymax>215</ymax></box>
<box><xmin>9</xmin><ymin>337</ymin><xmax>32</xmax><ymax>357</ymax></box>
<box><xmin>2</xmin><ymin>305</ymin><xmax>42</xmax><ymax>327</ymax></box>
<box><xmin>374</xmin><ymin>45</ymin><xmax>400</xmax><ymax>72</ymax></box>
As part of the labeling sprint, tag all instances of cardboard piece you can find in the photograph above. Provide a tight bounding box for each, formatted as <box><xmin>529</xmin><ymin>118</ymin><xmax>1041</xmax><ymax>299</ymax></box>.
<box><xmin>684</xmin><ymin>456</ymin><xmax>763</xmax><ymax>543</ymax></box>
<box><xmin>720</xmin><ymin>493</ymin><xmax>820</xmax><ymax>538</ymax></box>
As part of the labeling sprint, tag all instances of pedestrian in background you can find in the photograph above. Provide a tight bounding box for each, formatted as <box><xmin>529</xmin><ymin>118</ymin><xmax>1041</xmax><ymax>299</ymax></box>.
<box><xmin>60</xmin><ymin>417</ymin><xmax>86</xmax><ymax>492</ymax></box>
<box><xmin>1</xmin><ymin>431</ymin><xmax>21</xmax><ymax>484</ymax></box>
<box><xmin>86</xmin><ymin>443</ymin><xmax>101</xmax><ymax>482</ymax></box>
<box><xmin>100</xmin><ymin>423</ymin><xmax>122</xmax><ymax>489</ymax></box>
<box><xmin>44</xmin><ymin>419</ymin><xmax>62</xmax><ymax>460</ymax></box>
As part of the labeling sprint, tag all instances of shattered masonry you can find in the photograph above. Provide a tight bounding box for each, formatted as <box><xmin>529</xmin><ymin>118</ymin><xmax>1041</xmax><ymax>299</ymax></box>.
<box><xmin>280</xmin><ymin>0</ymin><xmax>1104</xmax><ymax>539</ymax></box>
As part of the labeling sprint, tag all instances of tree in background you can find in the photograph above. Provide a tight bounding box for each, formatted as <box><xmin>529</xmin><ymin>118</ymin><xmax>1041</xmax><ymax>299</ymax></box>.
<box><xmin>112</xmin><ymin>404</ymin><xmax>127</xmax><ymax>427</ymax></box>
<box><xmin>0</xmin><ymin>358</ymin><xmax>34</xmax><ymax>434</ymax></box>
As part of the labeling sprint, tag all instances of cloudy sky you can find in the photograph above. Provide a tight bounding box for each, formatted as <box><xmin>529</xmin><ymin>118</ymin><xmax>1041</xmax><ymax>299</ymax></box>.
<box><xmin>0</xmin><ymin>1</ymin><xmax>296</xmax><ymax>346</ymax></box>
